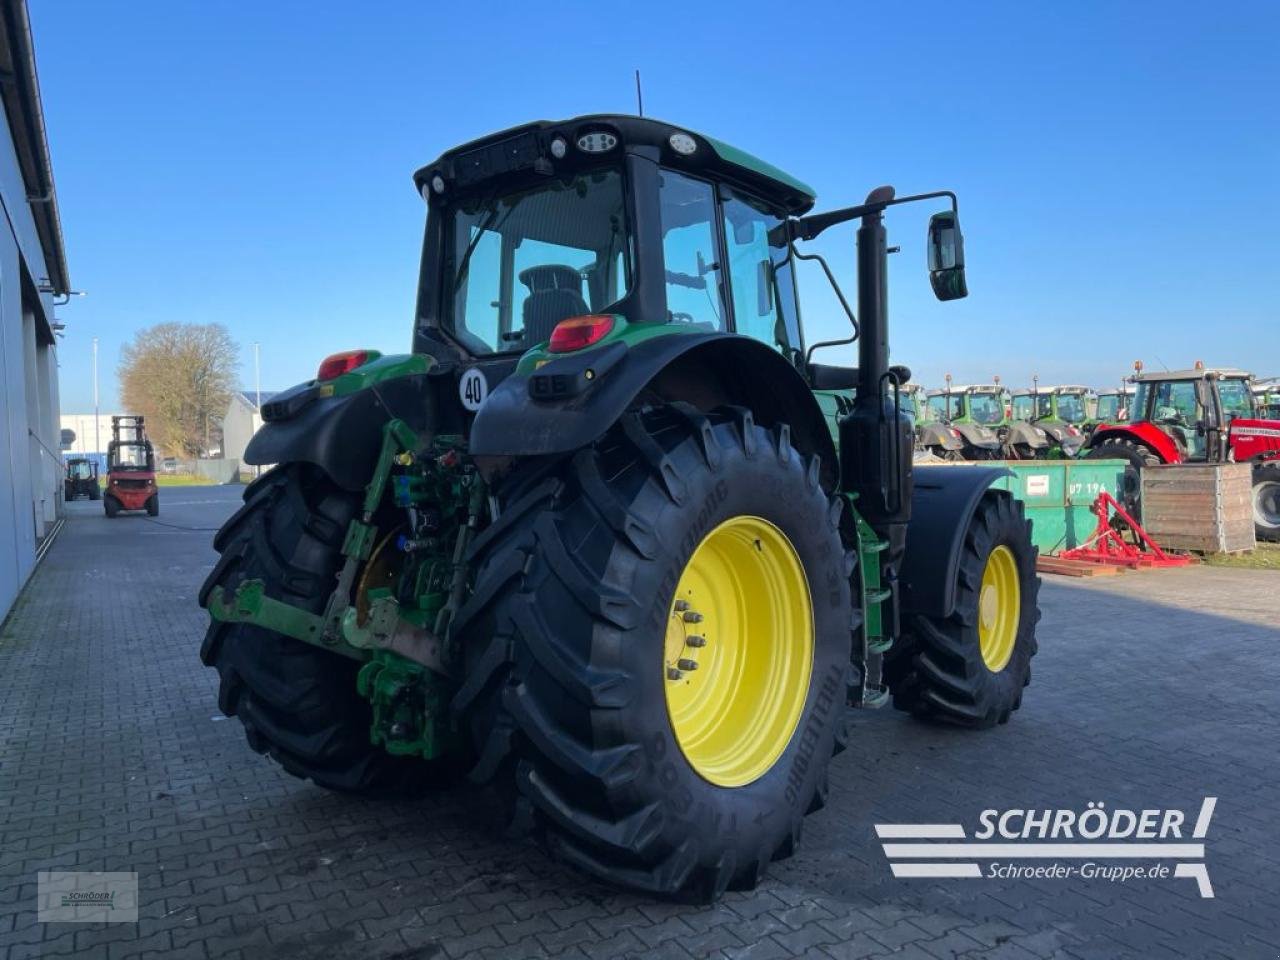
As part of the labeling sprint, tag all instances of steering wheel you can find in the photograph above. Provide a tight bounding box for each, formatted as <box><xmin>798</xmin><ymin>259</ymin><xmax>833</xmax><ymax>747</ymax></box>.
<box><xmin>669</xmin><ymin>311</ymin><xmax>696</xmax><ymax>323</ymax></box>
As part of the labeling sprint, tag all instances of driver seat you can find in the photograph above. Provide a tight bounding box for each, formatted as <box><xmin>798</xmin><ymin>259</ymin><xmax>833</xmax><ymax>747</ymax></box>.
<box><xmin>520</xmin><ymin>265</ymin><xmax>589</xmax><ymax>346</ymax></box>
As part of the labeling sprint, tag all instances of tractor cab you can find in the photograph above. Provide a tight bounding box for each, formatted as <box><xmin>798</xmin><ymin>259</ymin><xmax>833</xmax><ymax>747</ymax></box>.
<box><xmin>63</xmin><ymin>458</ymin><xmax>101</xmax><ymax>502</ymax></box>
<box><xmin>1089</xmin><ymin>386</ymin><xmax>1134</xmax><ymax>428</ymax></box>
<box><xmin>412</xmin><ymin>117</ymin><xmax>815</xmax><ymax>375</ymax></box>
<box><xmin>1126</xmin><ymin>367</ymin><xmax>1259</xmax><ymax>463</ymax></box>
<box><xmin>104</xmin><ymin>415</ymin><xmax>159</xmax><ymax>518</ymax></box>
<box><xmin>1009</xmin><ymin>386</ymin><xmax>1088</xmax><ymax>457</ymax></box>
<box><xmin>924</xmin><ymin>384</ymin><xmax>1004</xmax><ymax>458</ymax></box>
<box><xmin>905</xmin><ymin>383</ymin><xmax>965</xmax><ymax>460</ymax></box>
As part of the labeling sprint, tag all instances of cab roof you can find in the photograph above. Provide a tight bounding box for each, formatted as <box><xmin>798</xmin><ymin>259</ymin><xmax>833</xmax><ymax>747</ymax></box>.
<box><xmin>927</xmin><ymin>384</ymin><xmax>1004</xmax><ymax>396</ymax></box>
<box><xmin>414</xmin><ymin>114</ymin><xmax>818</xmax><ymax>215</ymax></box>
<box><xmin>1131</xmin><ymin>367</ymin><xmax>1252</xmax><ymax>382</ymax></box>
<box><xmin>1011</xmin><ymin>385</ymin><xmax>1090</xmax><ymax>396</ymax></box>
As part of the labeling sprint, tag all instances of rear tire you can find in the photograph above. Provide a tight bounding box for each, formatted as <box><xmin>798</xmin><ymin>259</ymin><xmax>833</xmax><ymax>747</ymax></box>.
<box><xmin>1086</xmin><ymin>438</ymin><xmax>1160</xmax><ymax>518</ymax></box>
<box><xmin>1254</xmin><ymin>461</ymin><xmax>1280</xmax><ymax>543</ymax></box>
<box><xmin>199</xmin><ymin>464</ymin><xmax>435</xmax><ymax>795</ymax></box>
<box><xmin>887</xmin><ymin>493</ymin><xmax>1039</xmax><ymax>727</ymax></box>
<box><xmin>89</xmin><ymin>485</ymin><xmax>101</xmax><ymax>501</ymax></box>
<box><xmin>451</xmin><ymin>406</ymin><xmax>853</xmax><ymax>899</ymax></box>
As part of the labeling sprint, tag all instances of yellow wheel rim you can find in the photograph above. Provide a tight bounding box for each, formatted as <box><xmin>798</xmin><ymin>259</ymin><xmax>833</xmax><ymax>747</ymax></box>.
<box><xmin>663</xmin><ymin>516</ymin><xmax>814</xmax><ymax>787</ymax></box>
<box><xmin>978</xmin><ymin>544</ymin><xmax>1021</xmax><ymax>673</ymax></box>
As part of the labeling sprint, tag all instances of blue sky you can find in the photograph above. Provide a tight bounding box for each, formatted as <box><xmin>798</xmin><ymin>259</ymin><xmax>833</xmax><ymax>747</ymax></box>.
<box><xmin>34</xmin><ymin>0</ymin><xmax>1278</xmax><ymax>411</ymax></box>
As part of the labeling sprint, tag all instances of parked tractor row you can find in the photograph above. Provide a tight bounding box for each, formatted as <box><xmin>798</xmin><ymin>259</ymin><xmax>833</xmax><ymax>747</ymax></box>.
<box><xmin>900</xmin><ymin>364</ymin><xmax>1280</xmax><ymax>544</ymax></box>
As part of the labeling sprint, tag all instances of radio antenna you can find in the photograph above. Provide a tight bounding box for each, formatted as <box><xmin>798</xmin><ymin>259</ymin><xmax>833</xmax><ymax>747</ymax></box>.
<box><xmin>635</xmin><ymin>69</ymin><xmax>644</xmax><ymax>117</ymax></box>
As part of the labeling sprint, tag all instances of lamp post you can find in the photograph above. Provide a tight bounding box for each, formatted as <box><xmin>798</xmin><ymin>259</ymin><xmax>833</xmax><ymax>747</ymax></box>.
<box><xmin>92</xmin><ymin>336</ymin><xmax>100</xmax><ymax>462</ymax></box>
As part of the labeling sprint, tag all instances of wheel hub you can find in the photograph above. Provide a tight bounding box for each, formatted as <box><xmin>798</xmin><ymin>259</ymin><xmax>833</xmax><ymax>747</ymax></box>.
<box><xmin>664</xmin><ymin>516</ymin><xmax>813</xmax><ymax>787</ymax></box>
<box><xmin>977</xmin><ymin>544</ymin><xmax>1020</xmax><ymax>673</ymax></box>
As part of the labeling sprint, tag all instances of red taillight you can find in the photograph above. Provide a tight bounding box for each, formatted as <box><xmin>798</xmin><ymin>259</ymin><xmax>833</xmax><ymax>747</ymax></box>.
<box><xmin>548</xmin><ymin>315</ymin><xmax>614</xmax><ymax>353</ymax></box>
<box><xmin>317</xmin><ymin>349</ymin><xmax>378</xmax><ymax>381</ymax></box>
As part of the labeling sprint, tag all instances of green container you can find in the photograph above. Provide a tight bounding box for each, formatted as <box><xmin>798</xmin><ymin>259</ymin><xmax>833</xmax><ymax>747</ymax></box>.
<box><xmin>918</xmin><ymin>460</ymin><xmax>1130</xmax><ymax>555</ymax></box>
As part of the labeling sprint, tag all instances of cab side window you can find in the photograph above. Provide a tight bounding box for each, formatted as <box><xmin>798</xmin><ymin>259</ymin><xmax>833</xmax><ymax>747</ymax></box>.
<box><xmin>721</xmin><ymin>191</ymin><xmax>802</xmax><ymax>359</ymax></box>
<box><xmin>658</xmin><ymin>171</ymin><xmax>724</xmax><ymax>328</ymax></box>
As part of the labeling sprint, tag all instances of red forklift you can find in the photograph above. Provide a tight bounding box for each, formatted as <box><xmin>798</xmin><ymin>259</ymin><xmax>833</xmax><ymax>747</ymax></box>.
<box><xmin>1086</xmin><ymin>362</ymin><xmax>1280</xmax><ymax>542</ymax></box>
<box><xmin>104</xmin><ymin>415</ymin><xmax>159</xmax><ymax>518</ymax></box>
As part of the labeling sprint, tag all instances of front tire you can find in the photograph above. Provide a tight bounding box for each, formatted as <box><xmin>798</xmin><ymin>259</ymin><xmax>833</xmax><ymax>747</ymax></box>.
<box><xmin>888</xmin><ymin>493</ymin><xmax>1039</xmax><ymax>727</ymax></box>
<box><xmin>104</xmin><ymin>496</ymin><xmax>119</xmax><ymax>518</ymax></box>
<box><xmin>198</xmin><ymin>464</ymin><xmax>432</xmax><ymax>795</ymax></box>
<box><xmin>146</xmin><ymin>494</ymin><xmax>159</xmax><ymax>516</ymax></box>
<box><xmin>452</xmin><ymin>406</ymin><xmax>853</xmax><ymax>899</ymax></box>
<box><xmin>1254</xmin><ymin>462</ymin><xmax>1280</xmax><ymax>543</ymax></box>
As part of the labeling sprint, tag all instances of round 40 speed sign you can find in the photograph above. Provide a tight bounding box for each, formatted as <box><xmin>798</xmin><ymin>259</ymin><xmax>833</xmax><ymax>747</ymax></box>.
<box><xmin>459</xmin><ymin>367</ymin><xmax>488</xmax><ymax>412</ymax></box>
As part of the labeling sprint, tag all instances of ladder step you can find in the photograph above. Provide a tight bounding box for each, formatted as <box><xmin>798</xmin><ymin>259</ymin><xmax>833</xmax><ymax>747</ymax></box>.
<box><xmin>865</xmin><ymin>587</ymin><xmax>891</xmax><ymax>604</ymax></box>
<box><xmin>860</xmin><ymin>685</ymin><xmax>889</xmax><ymax>709</ymax></box>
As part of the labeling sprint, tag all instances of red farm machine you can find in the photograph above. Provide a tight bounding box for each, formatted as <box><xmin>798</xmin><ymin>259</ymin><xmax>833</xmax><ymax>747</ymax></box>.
<box><xmin>104</xmin><ymin>415</ymin><xmax>159</xmax><ymax>518</ymax></box>
<box><xmin>1085</xmin><ymin>362</ymin><xmax>1280</xmax><ymax>542</ymax></box>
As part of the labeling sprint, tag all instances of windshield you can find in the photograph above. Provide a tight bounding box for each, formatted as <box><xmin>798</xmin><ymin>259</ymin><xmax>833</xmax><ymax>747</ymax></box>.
<box><xmin>928</xmin><ymin>394</ymin><xmax>963</xmax><ymax>420</ymax></box>
<box><xmin>969</xmin><ymin>393</ymin><xmax>1004</xmax><ymax>424</ymax></box>
<box><xmin>448</xmin><ymin>169</ymin><xmax>631</xmax><ymax>353</ymax></box>
<box><xmin>1012</xmin><ymin>396</ymin><xmax>1035</xmax><ymax>420</ymax></box>
<box><xmin>1096</xmin><ymin>394</ymin><xmax>1123</xmax><ymax>420</ymax></box>
<box><xmin>110</xmin><ymin>444</ymin><xmax>152</xmax><ymax>471</ymax></box>
<box><xmin>1217</xmin><ymin>379</ymin><xmax>1254</xmax><ymax>419</ymax></box>
<box><xmin>1056</xmin><ymin>392</ymin><xmax>1087</xmax><ymax>423</ymax></box>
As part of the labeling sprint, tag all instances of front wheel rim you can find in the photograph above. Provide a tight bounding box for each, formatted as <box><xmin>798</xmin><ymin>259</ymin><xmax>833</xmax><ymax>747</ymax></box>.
<box><xmin>978</xmin><ymin>544</ymin><xmax>1021</xmax><ymax>673</ymax></box>
<box><xmin>663</xmin><ymin>516</ymin><xmax>814</xmax><ymax>787</ymax></box>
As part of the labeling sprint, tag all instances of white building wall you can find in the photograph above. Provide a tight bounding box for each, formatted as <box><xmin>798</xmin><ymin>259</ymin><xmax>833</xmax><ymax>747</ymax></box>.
<box><xmin>0</xmin><ymin>89</ymin><xmax>65</xmax><ymax>621</ymax></box>
<box><xmin>60</xmin><ymin>413</ymin><xmax>119</xmax><ymax>456</ymax></box>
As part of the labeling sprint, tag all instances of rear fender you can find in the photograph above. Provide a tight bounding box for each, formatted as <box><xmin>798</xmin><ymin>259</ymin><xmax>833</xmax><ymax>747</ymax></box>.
<box><xmin>899</xmin><ymin>465</ymin><xmax>1013</xmax><ymax>618</ymax></box>
<box><xmin>244</xmin><ymin>369</ymin><xmax>441</xmax><ymax>491</ymax></box>
<box><xmin>1090</xmin><ymin>422</ymin><xmax>1178</xmax><ymax>463</ymax></box>
<box><xmin>919</xmin><ymin>423</ymin><xmax>962</xmax><ymax>451</ymax></box>
<box><xmin>1006</xmin><ymin>422</ymin><xmax>1050</xmax><ymax>449</ymax></box>
<box><xmin>469</xmin><ymin>332</ymin><xmax>839</xmax><ymax>487</ymax></box>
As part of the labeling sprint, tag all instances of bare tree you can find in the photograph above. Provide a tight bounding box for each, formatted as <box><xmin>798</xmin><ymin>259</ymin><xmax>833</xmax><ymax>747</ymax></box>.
<box><xmin>119</xmin><ymin>323</ymin><xmax>239</xmax><ymax>457</ymax></box>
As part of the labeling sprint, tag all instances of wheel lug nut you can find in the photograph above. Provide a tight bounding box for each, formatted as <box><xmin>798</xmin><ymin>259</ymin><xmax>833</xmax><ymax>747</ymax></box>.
<box><xmin>674</xmin><ymin>599</ymin><xmax>690</xmax><ymax>611</ymax></box>
<box><xmin>686</xmin><ymin>635</ymin><xmax>707</xmax><ymax>647</ymax></box>
<box><xmin>667</xmin><ymin>667</ymin><xmax>683</xmax><ymax>681</ymax></box>
<box><xmin>677</xmin><ymin>658</ymin><xmax>698</xmax><ymax>671</ymax></box>
<box><xmin>682</xmin><ymin>611</ymin><xmax>703</xmax><ymax>623</ymax></box>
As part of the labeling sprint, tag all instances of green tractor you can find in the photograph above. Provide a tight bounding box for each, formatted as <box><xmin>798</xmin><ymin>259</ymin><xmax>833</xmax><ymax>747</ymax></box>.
<box><xmin>904</xmin><ymin>382</ymin><xmax>965</xmax><ymax>459</ymax></box>
<box><xmin>924</xmin><ymin>380</ymin><xmax>1005</xmax><ymax>459</ymax></box>
<box><xmin>200</xmin><ymin>116</ymin><xmax>1039</xmax><ymax>899</ymax></box>
<box><xmin>1088</xmin><ymin>385</ymin><xmax>1134</xmax><ymax>431</ymax></box>
<box><xmin>1254</xmin><ymin>378</ymin><xmax>1280</xmax><ymax>420</ymax></box>
<box><xmin>1009</xmin><ymin>384</ymin><xmax>1088</xmax><ymax>457</ymax></box>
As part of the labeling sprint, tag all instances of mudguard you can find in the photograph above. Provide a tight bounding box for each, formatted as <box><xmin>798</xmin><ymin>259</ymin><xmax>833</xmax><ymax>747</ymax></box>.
<box><xmin>898</xmin><ymin>464</ymin><xmax>1014</xmax><ymax>618</ymax></box>
<box><xmin>1006</xmin><ymin>421</ymin><xmax>1050</xmax><ymax>449</ymax></box>
<box><xmin>918</xmin><ymin>423</ymin><xmax>963</xmax><ymax>452</ymax></box>
<box><xmin>469</xmin><ymin>332</ymin><xmax>839</xmax><ymax>486</ymax></box>
<box><xmin>955</xmin><ymin>423</ymin><xmax>1000</xmax><ymax>450</ymax></box>
<box><xmin>244</xmin><ymin>373</ymin><xmax>438</xmax><ymax>491</ymax></box>
<box><xmin>1089</xmin><ymin>422</ymin><xmax>1179</xmax><ymax>463</ymax></box>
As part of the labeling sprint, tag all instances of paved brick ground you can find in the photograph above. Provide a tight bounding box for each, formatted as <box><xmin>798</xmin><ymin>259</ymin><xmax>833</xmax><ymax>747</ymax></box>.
<box><xmin>2</xmin><ymin>487</ymin><xmax>1278</xmax><ymax>959</ymax></box>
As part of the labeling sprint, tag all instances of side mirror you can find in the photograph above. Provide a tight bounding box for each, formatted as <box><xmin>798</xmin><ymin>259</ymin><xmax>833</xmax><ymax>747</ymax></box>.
<box><xmin>927</xmin><ymin>211</ymin><xmax>967</xmax><ymax>301</ymax></box>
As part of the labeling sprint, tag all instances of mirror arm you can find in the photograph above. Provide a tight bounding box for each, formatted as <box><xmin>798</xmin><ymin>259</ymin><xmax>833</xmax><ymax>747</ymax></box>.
<box><xmin>786</xmin><ymin>189</ymin><xmax>959</xmax><ymax>243</ymax></box>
